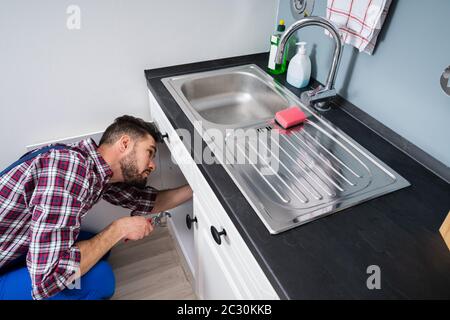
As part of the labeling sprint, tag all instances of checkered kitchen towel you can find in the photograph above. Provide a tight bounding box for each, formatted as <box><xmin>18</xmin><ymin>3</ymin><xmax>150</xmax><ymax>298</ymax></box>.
<box><xmin>325</xmin><ymin>0</ymin><xmax>392</xmax><ymax>55</ymax></box>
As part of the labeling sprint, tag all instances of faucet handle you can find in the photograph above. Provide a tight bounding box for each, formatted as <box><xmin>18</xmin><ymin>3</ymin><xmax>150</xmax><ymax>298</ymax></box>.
<box><xmin>308</xmin><ymin>88</ymin><xmax>336</xmax><ymax>104</ymax></box>
<box><xmin>301</xmin><ymin>85</ymin><xmax>336</xmax><ymax>112</ymax></box>
<box><xmin>306</xmin><ymin>85</ymin><xmax>325</xmax><ymax>97</ymax></box>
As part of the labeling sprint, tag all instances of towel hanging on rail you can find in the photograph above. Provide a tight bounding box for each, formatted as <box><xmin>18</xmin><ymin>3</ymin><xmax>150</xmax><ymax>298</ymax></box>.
<box><xmin>325</xmin><ymin>0</ymin><xmax>392</xmax><ymax>55</ymax></box>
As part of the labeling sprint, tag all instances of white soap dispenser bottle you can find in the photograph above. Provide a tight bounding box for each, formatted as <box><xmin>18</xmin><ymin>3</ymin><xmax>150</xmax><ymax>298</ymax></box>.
<box><xmin>286</xmin><ymin>42</ymin><xmax>311</xmax><ymax>88</ymax></box>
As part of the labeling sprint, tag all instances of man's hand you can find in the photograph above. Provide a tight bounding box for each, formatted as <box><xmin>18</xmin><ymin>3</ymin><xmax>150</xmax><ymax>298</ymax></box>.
<box><xmin>115</xmin><ymin>216</ymin><xmax>153</xmax><ymax>241</ymax></box>
<box><xmin>75</xmin><ymin>216</ymin><xmax>153</xmax><ymax>276</ymax></box>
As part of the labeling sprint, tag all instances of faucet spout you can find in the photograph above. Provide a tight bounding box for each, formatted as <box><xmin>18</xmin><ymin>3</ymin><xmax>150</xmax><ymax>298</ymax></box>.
<box><xmin>275</xmin><ymin>16</ymin><xmax>343</xmax><ymax>110</ymax></box>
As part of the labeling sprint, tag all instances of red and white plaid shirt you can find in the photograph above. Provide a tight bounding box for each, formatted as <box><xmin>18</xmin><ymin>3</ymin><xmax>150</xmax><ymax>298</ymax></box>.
<box><xmin>0</xmin><ymin>138</ymin><xmax>158</xmax><ymax>299</ymax></box>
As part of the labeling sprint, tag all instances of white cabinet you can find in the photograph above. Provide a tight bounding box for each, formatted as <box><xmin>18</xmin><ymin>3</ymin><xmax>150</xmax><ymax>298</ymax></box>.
<box><xmin>148</xmin><ymin>90</ymin><xmax>279</xmax><ymax>300</ymax></box>
<box><xmin>155</xmin><ymin>139</ymin><xmax>196</xmax><ymax>276</ymax></box>
<box><xmin>194</xmin><ymin>194</ymin><xmax>243</xmax><ymax>299</ymax></box>
<box><xmin>148</xmin><ymin>99</ymin><xmax>197</xmax><ymax>279</ymax></box>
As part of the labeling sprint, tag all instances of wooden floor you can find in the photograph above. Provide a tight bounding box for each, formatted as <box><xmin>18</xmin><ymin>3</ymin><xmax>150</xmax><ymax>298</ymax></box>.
<box><xmin>108</xmin><ymin>226</ymin><xmax>196</xmax><ymax>300</ymax></box>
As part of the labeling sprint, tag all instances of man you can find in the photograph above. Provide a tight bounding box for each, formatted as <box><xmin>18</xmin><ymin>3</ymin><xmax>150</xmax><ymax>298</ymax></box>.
<box><xmin>0</xmin><ymin>115</ymin><xmax>192</xmax><ymax>299</ymax></box>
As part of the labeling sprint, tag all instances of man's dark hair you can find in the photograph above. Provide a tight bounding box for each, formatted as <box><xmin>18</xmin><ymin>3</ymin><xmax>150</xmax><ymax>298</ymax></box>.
<box><xmin>99</xmin><ymin>115</ymin><xmax>162</xmax><ymax>146</ymax></box>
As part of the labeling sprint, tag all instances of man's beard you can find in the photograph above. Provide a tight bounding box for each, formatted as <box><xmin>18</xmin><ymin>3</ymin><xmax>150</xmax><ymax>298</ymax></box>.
<box><xmin>119</xmin><ymin>149</ymin><xmax>148</xmax><ymax>188</ymax></box>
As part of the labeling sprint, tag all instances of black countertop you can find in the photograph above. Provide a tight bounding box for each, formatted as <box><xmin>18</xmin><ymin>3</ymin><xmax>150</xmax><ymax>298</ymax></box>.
<box><xmin>145</xmin><ymin>53</ymin><xmax>450</xmax><ymax>299</ymax></box>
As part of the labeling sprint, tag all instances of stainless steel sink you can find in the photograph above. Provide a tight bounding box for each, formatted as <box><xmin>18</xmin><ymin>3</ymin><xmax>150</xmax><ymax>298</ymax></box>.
<box><xmin>162</xmin><ymin>64</ymin><xmax>410</xmax><ymax>234</ymax></box>
<box><xmin>179</xmin><ymin>72</ymin><xmax>289</xmax><ymax>126</ymax></box>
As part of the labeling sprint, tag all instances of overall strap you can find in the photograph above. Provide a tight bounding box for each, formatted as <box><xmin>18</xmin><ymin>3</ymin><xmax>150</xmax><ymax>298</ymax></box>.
<box><xmin>0</xmin><ymin>145</ymin><xmax>69</xmax><ymax>177</ymax></box>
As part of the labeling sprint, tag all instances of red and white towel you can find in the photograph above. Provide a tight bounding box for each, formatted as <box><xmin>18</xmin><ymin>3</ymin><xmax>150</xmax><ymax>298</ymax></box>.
<box><xmin>325</xmin><ymin>0</ymin><xmax>392</xmax><ymax>55</ymax></box>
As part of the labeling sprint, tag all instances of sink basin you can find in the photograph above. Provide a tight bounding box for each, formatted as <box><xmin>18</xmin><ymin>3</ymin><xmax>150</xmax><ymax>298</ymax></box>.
<box><xmin>179</xmin><ymin>72</ymin><xmax>289</xmax><ymax>126</ymax></box>
<box><xmin>162</xmin><ymin>64</ymin><xmax>410</xmax><ymax>234</ymax></box>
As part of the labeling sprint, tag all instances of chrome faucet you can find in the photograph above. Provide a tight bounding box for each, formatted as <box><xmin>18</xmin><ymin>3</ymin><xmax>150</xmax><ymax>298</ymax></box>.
<box><xmin>275</xmin><ymin>16</ymin><xmax>343</xmax><ymax>111</ymax></box>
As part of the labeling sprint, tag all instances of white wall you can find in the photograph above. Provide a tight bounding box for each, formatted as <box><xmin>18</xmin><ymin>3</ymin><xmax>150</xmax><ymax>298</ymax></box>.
<box><xmin>0</xmin><ymin>0</ymin><xmax>279</xmax><ymax>170</ymax></box>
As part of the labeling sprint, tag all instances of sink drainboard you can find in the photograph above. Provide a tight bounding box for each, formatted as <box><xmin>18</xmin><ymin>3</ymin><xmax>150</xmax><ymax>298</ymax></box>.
<box><xmin>162</xmin><ymin>64</ymin><xmax>410</xmax><ymax>234</ymax></box>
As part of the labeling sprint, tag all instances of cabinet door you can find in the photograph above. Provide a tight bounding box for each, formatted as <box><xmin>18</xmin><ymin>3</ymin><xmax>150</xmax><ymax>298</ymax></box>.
<box><xmin>194</xmin><ymin>195</ymin><xmax>243</xmax><ymax>300</ymax></box>
<box><xmin>156</xmin><ymin>136</ymin><xmax>197</xmax><ymax>277</ymax></box>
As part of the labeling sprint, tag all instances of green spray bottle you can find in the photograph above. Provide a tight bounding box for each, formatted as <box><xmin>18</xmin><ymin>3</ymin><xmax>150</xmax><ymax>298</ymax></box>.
<box><xmin>267</xmin><ymin>19</ymin><xmax>287</xmax><ymax>75</ymax></box>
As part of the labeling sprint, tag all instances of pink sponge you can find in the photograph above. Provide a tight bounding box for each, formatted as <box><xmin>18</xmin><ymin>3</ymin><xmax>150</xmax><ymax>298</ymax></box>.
<box><xmin>275</xmin><ymin>106</ymin><xmax>307</xmax><ymax>129</ymax></box>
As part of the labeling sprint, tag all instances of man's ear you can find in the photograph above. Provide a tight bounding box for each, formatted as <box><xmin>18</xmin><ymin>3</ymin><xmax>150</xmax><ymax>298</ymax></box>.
<box><xmin>118</xmin><ymin>135</ymin><xmax>131</xmax><ymax>153</ymax></box>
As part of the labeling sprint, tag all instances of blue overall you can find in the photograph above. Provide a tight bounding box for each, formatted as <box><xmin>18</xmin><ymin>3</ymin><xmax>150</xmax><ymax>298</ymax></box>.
<box><xmin>0</xmin><ymin>145</ymin><xmax>115</xmax><ymax>300</ymax></box>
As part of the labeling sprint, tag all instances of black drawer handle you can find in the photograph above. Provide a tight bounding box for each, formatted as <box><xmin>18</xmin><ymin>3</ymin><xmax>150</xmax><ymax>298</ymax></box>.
<box><xmin>186</xmin><ymin>214</ymin><xmax>197</xmax><ymax>230</ymax></box>
<box><xmin>160</xmin><ymin>132</ymin><xmax>169</xmax><ymax>141</ymax></box>
<box><xmin>210</xmin><ymin>226</ymin><xmax>227</xmax><ymax>245</ymax></box>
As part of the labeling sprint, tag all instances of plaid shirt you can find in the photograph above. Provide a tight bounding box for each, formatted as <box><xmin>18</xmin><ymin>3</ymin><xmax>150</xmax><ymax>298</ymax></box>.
<box><xmin>0</xmin><ymin>138</ymin><xmax>158</xmax><ymax>299</ymax></box>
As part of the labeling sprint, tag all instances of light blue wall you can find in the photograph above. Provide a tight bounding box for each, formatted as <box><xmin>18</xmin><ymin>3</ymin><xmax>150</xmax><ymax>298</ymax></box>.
<box><xmin>277</xmin><ymin>0</ymin><xmax>450</xmax><ymax>167</ymax></box>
